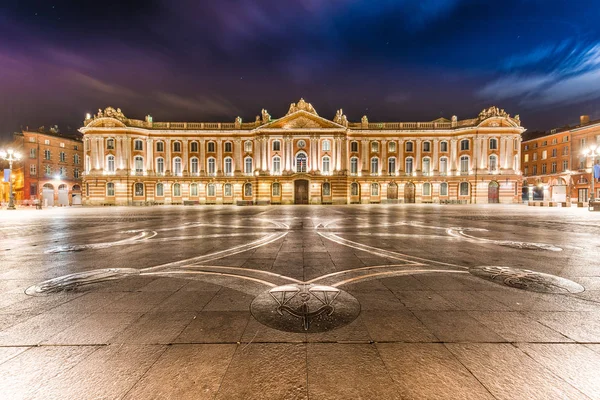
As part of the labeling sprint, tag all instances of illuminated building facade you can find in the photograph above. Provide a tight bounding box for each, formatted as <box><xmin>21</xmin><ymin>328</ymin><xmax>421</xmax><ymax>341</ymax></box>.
<box><xmin>11</xmin><ymin>130</ymin><xmax>83</xmax><ymax>206</ymax></box>
<box><xmin>521</xmin><ymin>115</ymin><xmax>600</xmax><ymax>204</ymax></box>
<box><xmin>80</xmin><ymin>100</ymin><xmax>524</xmax><ymax>206</ymax></box>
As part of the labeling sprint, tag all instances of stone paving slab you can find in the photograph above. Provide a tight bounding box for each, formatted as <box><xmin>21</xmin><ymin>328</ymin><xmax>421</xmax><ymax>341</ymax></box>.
<box><xmin>1</xmin><ymin>204</ymin><xmax>600</xmax><ymax>398</ymax></box>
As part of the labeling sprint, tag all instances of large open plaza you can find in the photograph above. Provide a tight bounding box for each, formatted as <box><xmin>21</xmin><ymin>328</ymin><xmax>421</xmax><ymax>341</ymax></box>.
<box><xmin>1</xmin><ymin>204</ymin><xmax>600</xmax><ymax>399</ymax></box>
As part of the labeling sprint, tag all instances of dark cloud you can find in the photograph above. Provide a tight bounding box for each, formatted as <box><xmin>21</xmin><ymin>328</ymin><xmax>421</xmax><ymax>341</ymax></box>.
<box><xmin>1</xmin><ymin>0</ymin><xmax>600</xmax><ymax>139</ymax></box>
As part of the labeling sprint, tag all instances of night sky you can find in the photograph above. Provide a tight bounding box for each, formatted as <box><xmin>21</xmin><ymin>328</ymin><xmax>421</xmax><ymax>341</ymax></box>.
<box><xmin>2</xmin><ymin>0</ymin><xmax>600</xmax><ymax>140</ymax></box>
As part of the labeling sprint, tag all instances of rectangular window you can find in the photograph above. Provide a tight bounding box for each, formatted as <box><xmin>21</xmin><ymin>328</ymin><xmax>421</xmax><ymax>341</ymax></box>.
<box><xmin>74</xmin><ymin>145</ymin><xmax>79</xmax><ymax>151</ymax></box>
<box><xmin>440</xmin><ymin>142</ymin><xmax>448</xmax><ymax>152</ymax></box>
<box><xmin>350</xmin><ymin>158</ymin><xmax>358</xmax><ymax>175</ymax></box>
<box><xmin>191</xmin><ymin>184</ymin><xmax>198</xmax><ymax>196</ymax></box>
<box><xmin>60</xmin><ymin>152</ymin><xmax>66</xmax><ymax>162</ymax></box>
<box><xmin>551</xmin><ymin>149</ymin><xmax>557</xmax><ymax>157</ymax></box>
<box><xmin>60</xmin><ymin>167</ymin><xmax>67</xmax><ymax>176</ymax></box>
<box><xmin>460</xmin><ymin>140</ymin><xmax>469</xmax><ymax>151</ymax></box>
<box><xmin>29</xmin><ymin>137</ymin><xmax>35</xmax><ymax>143</ymax></box>
<box><xmin>524</xmin><ymin>166</ymin><xmax>528</xmax><ymax>175</ymax></box>
<box><xmin>422</xmin><ymin>142</ymin><xmax>431</xmax><ymax>152</ymax></box>
<box><xmin>542</xmin><ymin>164</ymin><xmax>547</xmax><ymax>174</ymax></box>
<box><xmin>388</xmin><ymin>158</ymin><xmax>396</xmax><ymax>175</ymax></box>
<box><xmin>44</xmin><ymin>150</ymin><xmax>51</xmax><ymax>160</ymax></box>
<box><xmin>224</xmin><ymin>142</ymin><xmax>232</xmax><ymax>152</ymax></box>
<box><xmin>405</xmin><ymin>142</ymin><xmax>413</xmax><ymax>152</ymax></box>
<box><xmin>532</xmin><ymin>153</ymin><xmax>537</xmax><ymax>161</ymax></box>
<box><xmin>533</xmin><ymin>165</ymin><xmax>537</xmax><ymax>175</ymax></box>
<box><xmin>30</xmin><ymin>183</ymin><xmax>37</xmax><ymax>196</ymax></box>
<box><xmin>156</xmin><ymin>142</ymin><xmax>164</xmax><ymax>152</ymax></box>
<box><xmin>30</xmin><ymin>164</ymin><xmax>36</xmax><ymax>176</ymax></box>
<box><xmin>405</xmin><ymin>158</ymin><xmax>413</xmax><ymax>174</ymax></box>
<box><xmin>551</xmin><ymin>162</ymin><xmax>557</xmax><ymax>173</ymax></box>
<box><xmin>134</xmin><ymin>140</ymin><xmax>143</xmax><ymax>151</ymax></box>
<box><xmin>74</xmin><ymin>154</ymin><xmax>80</xmax><ymax>164</ymax></box>
<box><xmin>322</xmin><ymin>140</ymin><xmax>330</xmax><ymax>151</ymax></box>
<box><xmin>439</xmin><ymin>158</ymin><xmax>448</xmax><ymax>175</ymax></box>
<box><xmin>542</xmin><ymin>150</ymin><xmax>547</xmax><ymax>160</ymax></box>
<box><xmin>60</xmin><ymin>142</ymin><xmax>65</xmax><ymax>148</ymax></box>
<box><xmin>44</xmin><ymin>139</ymin><xmax>50</xmax><ymax>145</ymax></box>
<box><xmin>563</xmin><ymin>160</ymin><xmax>568</xmax><ymax>171</ymax></box>
<box><xmin>524</xmin><ymin>154</ymin><xmax>529</xmax><ymax>162</ymax></box>
<box><xmin>273</xmin><ymin>157</ymin><xmax>281</xmax><ymax>175</ymax></box>
<box><xmin>74</xmin><ymin>168</ymin><xmax>80</xmax><ymax>178</ymax></box>
<box><xmin>323</xmin><ymin>157</ymin><xmax>330</xmax><ymax>174</ymax></box>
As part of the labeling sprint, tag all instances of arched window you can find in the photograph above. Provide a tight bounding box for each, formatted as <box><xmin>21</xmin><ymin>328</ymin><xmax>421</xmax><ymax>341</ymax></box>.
<box><xmin>106</xmin><ymin>138</ymin><xmax>115</xmax><ymax>149</ymax></box>
<box><xmin>244</xmin><ymin>183</ymin><xmax>252</xmax><ymax>197</ymax></box>
<box><xmin>190</xmin><ymin>183</ymin><xmax>198</xmax><ymax>196</ymax></box>
<box><xmin>272</xmin><ymin>182</ymin><xmax>281</xmax><ymax>196</ymax></box>
<box><xmin>156</xmin><ymin>157</ymin><xmax>164</xmax><ymax>174</ymax></box>
<box><xmin>388</xmin><ymin>142</ymin><xmax>396</xmax><ymax>152</ymax></box>
<box><xmin>224</xmin><ymin>157</ymin><xmax>233</xmax><ymax>175</ymax></box>
<box><xmin>423</xmin><ymin>182</ymin><xmax>431</xmax><ymax>196</ymax></box>
<box><xmin>173</xmin><ymin>142</ymin><xmax>181</xmax><ymax>152</ymax></box>
<box><xmin>322</xmin><ymin>140</ymin><xmax>331</xmax><ymax>151</ymax></box>
<box><xmin>207</xmin><ymin>183</ymin><xmax>215</xmax><ymax>197</ymax></box>
<box><xmin>405</xmin><ymin>157</ymin><xmax>414</xmax><ymax>174</ymax></box>
<box><xmin>190</xmin><ymin>142</ymin><xmax>199</xmax><ymax>152</ymax></box>
<box><xmin>350</xmin><ymin>141</ymin><xmax>358</xmax><ymax>152</ymax></box>
<box><xmin>388</xmin><ymin>157</ymin><xmax>396</xmax><ymax>175</ymax></box>
<box><xmin>350</xmin><ymin>157</ymin><xmax>359</xmax><ymax>175</ymax></box>
<box><xmin>296</xmin><ymin>153</ymin><xmax>307</xmax><ymax>173</ymax></box>
<box><xmin>371</xmin><ymin>182</ymin><xmax>379</xmax><ymax>196</ymax></box>
<box><xmin>371</xmin><ymin>141</ymin><xmax>379</xmax><ymax>152</ymax></box>
<box><xmin>272</xmin><ymin>156</ymin><xmax>281</xmax><ymax>175</ymax></box>
<box><xmin>351</xmin><ymin>182</ymin><xmax>359</xmax><ymax>196</ymax></box>
<box><xmin>173</xmin><ymin>157</ymin><xmax>182</xmax><ymax>175</ymax></box>
<box><xmin>245</xmin><ymin>157</ymin><xmax>253</xmax><ymax>174</ymax></box>
<box><xmin>322</xmin><ymin>156</ymin><xmax>331</xmax><ymax>174</ymax></box>
<box><xmin>190</xmin><ymin>157</ymin><xmax>199</xmax><ymax>174</ymax></box>
<box><xmin>370</xmin><ymin>157</ymin><xmax>379</xmax><ymax>174</ymax></box>
<box><xmin>460</xmin><ymin>182</ymin><xmax>469</xmax><ymax>196</ymax></box>
<box><xmin>440</xmin><ymin>182</ymin><xmax>448</xmax><ymax>196</ymax></box>
<box><xmin>244</xmin><ymin>141</ymin><xmax>252</xmax><ymax>152</ymax></box>
<box><xmin>460</xmin><ymin>156</ymin><xmax>469</xmax><ymax>174</ymax></box>
<box><xmin>156</xmin><ymin>183</ymin><xmax>164</xmax><ymax>197</ymax></box>
<box><xmin>134</xmin><ymin>156</ymin><xmax>143</xmax><ymax>174</ymax></box>
<box><xmin>207</xmin><ymin>141</ymin><xmax>215</xmax><ymax>152</ymax></box>
<box><xmin>405</xmin><ymin>141</ymin><xmax>414</xmax><ymax>152</ymax></box>
<box><xmin>439</xmin><ymin>157</ymin><xmax>448</xmax><ymax>176</ymax></box>
<box><xmin>207</xmin><ymin>157</ymin><xmax>216</xmax><ymax>175</ymax></box>
<box><xmin>156</xmin><ymin>141</ymin><xmax>164</xmax><ymax>152</ymax></box>
<box><xmin>440</xmin><ymin>141</ymin><xmax>448</xmax><ymax>152</ymax></box>
<box><xmin>134</xmin><ymin>182</ymin><xmax>144</xmax><ymax>196</ymax></box>
<box><xmin>106</xmin><ymin>155</ymin><xmax>115</xmax><ymax>173</ymax></box>
<box><xmin>460</xmin><ymin>139</ymin><xmax>470</xmax><ymax>151</ymax></box>
<box><xmin>224</xmin><ymin>183</ymin><xmax>232</xmax><ymax>197</ymax></box>
<box><xmin>322</xmin><ymin>182</ymin><xmax>331</xmax><ymax>196</ymax></box>
<box><xmin>489</xmin><ymin>138</ymin><xmax>498</xmax><ymax>150</ymax></box>
<box><xmin>173</xmin><ymin>183</ymin><xmax>181</xmax><ymax>197</ymax></box>
<box><xmin>134</xmin><ymin>140</ymin><xmax>143</xmax><ymax>151</ymax></box>
<box><xmin>85</xmin><ymin>155</ymin><xmax>91</xmax><ymax>173</ymax></box>
<box><xmin>224</xmin><ymin>142</ymin><xmax>232</xmax><ymax>152</ymax></box>
<box><xmin>106</xmin><ymin>182</ymin><xmax>115</xmax><ymax>196</ymax></box>
<box><xmin>489</xmin><ymin>155</ymin><xmax>498</xmax><ymax>173</ymax></box>
<box><xmin>422</xmin><ymin>157</ymin><xmax>431</xmax><ymax>176</ymax></box>
<box><xmin>273</xmin><ymin>140</ymin><xmax>281</xmax><ymax>151</ymax></box>
<box><xmin>422</xmin><ymin>141</ymin><xmax>431</xmax><ymax>152</ymax></box>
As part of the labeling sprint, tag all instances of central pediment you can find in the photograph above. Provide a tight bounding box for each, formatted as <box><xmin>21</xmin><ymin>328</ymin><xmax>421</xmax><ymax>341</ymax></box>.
<box><xmin>260</xmin><ymin>110</ymin><xmax>345</xmax><ymax>130</ymax></box>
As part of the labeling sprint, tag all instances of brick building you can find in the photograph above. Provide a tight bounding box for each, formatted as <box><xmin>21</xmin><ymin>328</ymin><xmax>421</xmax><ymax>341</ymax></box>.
<box><xmin>521</xmin><ymin>115</ymin><xmax>600</xmax><ymax>204</ymax></box>
<box><xmin>11</xmin><ymin>129</ymin><xmax>84</xmax><ymax>206</ymax></box>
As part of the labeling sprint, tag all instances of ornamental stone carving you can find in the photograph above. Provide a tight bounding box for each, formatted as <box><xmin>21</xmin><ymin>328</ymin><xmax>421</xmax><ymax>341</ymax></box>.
<box><xmin>261</xmin><ymin>109</ymin><xmax>271</xmax><ymax>124</ymax></box>
<box><xmin>235</xmin><ymin>116</ymin><xmax>242</xmax><ymax>129</ymax></box>
<box><xmin>478</xmin><ymin>106</ymin><xmax>509</xmax><ymax>120</ymax></box>
<box><xmin>286</xmin><ymin>98</ymin><xmax>318</xmax><ymax>116</ymax></box>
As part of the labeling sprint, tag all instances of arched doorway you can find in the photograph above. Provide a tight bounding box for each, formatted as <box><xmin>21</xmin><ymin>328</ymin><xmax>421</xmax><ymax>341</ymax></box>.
<box><xmin>387</xmin><ymin>182</ymin><xmax>398</xmax><ymax>200</ymax></box>
<box><xmin>294</xmin><ymin>179</ymin><xmax>309</xmax><ymax>204</ymax></box>
<box><xmin>488</xmin><ymin>181</ymin><xmax>499</xmax><ymax>204</ymax></box>
<box><xmin>404</xmin><ymin>182</ymin><xmax>415</xmax><ymax>203</ymax></box>
<box><xmin>42</xmin><ymin>183</ymin><xmax>55</xmax><ymax>207</ymax></box>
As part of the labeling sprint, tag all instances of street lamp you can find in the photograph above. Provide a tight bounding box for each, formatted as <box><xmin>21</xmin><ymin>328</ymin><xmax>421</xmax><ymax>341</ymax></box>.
<box><xmin>0</xmin><ymin>149</ymin><xmax>21</xmax><ymax>210</ymax></box>
<box><xmin>582</xmin><ymin>145</ymin><xmax>599</xmax><ymax>202</ymax></box>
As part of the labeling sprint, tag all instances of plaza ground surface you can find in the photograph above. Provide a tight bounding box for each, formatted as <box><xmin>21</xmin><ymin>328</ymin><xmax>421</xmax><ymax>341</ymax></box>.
<box><xmin>1</xmin><ymin>204</ymin><xmax>600</xmax><ymax>399</ymax></box>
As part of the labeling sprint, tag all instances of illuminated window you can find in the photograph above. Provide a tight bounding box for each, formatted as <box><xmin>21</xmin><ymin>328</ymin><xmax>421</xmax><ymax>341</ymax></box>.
<box><xmin>224</xmin><ymin>183</ymin><xmax>232</xmax><ymax>196</ymax></box>
<box><xmin>107</xmin><ymin>155</ymin><xmax>115</xmax><ymax>172</ymax></box>
<box><xmin>439</xmin><ymin>157</ymin><xmax>448</xmax><ymax>176</ymax></box>
<box><xmin>440</xmin><ymin>182</ymin><xmax>448</xmax><ymax>196</ymax></box>
<box><xmin>460</xmin><ymin>156</ymin><xmax>469</xmax><ymax>174</ymax></box>
<box><xmin>173</xmin><ymin>183</ymin><xmax>181</xmax><ymax>197</ymax></box>
<box><xmin>351</xmin><ymin>182</ymin><xmax>359</xmax><ymax>196</ymax></box>
<box><xmin>489</xmin><ymin>155</ymin><xmax>498</xmax><ymax>173</ymax></box>
<box><xmin>207</xmin><ymin>158</ymin><xmax>216</xmax><ymax>175</ymax></box>
<box><xmin>245</xmin><ymin>157</ymin><xmax>253</xmax><ymax>174</ymax></box>
<box><xmin>322</xmin><ymin>182</ymin><xmax>331</xmax><ymax>196</ymax></box>
<box><xmin>350</xmin><ymin>157</ymin><xmax>358</xmax><ymax>175</ymax></box>
<box><xmin>191</xmin><ymin>183</ymin><xmax>198</xmax><ymax>196</ymax></box>
<box><xmin>134</xmin><ymin>183</ymin><xmax>144</xmax><ymax>196</ymax></box>
<box><xmin>244</xmin><ymin>141</ymin><xmax>252</xmax><ymax>152</ymax></box>
<box><xmin>371</xmin><ymin>142</ymin><xmax>379</xmax><ymax>152</ymax></box>
<box><xmin>322</xmin><ymin>140</ymin><xmax>331</xmax><ymax>151</ymax></box>
<box><xmin>207</xmin><ymin>183</ymin><xmax>215</xmax><ymax>197</ymax></box>
<box><xmin>244</xmin><ymin>183</ymin><xmax>252</xmax><ymax>197</ymax></box>
<box><xmin>156</xmin><ymin>158</ymin><xmax>164</xmax><ymax>174</ymax></box>
<box><xmin>224</xmin><ymin>157</ymin><xmax>233</xmax><ymax>175</ymax></box>
<box><xmin>134</xmin><ymin>156</ymin><xmax>143</xmax><ymax>173</ymax></box>
<box><xmin>173</xmin><ymin>157</ymin><xmax>182</xmax><ymax>175</ymax></box>
<box><xmin>422</xmin><ymin>158</ymin><xmax>431</xmax><ymax>176</ymax></box>
<box><xmin>272</xmin><ymin>156</ymin><xmax>281</xmax><ymax>175</ymax></box>
<box><xmin>106</xmin><ymin>182</ymin><xmax>115</xmax><ymax>196</ymax></box>
<box><xmin>388</xmin><ymin>142</ymin><xmax>396</xmax><ymax>152</ymax></box>
<box><xmin>272</xmin><ymin>182</ymin><xmax>281</xmax><ymax>196</ymax></box>
<box><xmin>370</xmin><ymin>157</ymin><xmax>379</xmax><ymax>174</ymax></box>
<box><xmin>405</xmin><ymin>157</ymin><xmax>413</xmax><ymax>174</ymax></box>
<box><xmin>459</xmin><ymin>182</ymin><xmax>469</xmax><ymax>196</ymax></box>
<box><xmin>423</xmin><ymin>182</ymin><xmax>431</xmax><ymax>196</ymax></box>
<box><xmin>156</xmin><ymin>183</ymin><xmax>164</xmax><ymax>196</ymax></box>
<box><xmin>371</xmin><ymin>182</ymin><xmax>379</xmax><ymax>196</ymax></box>
<box><xmin>322</xmin><ymin>156</ymin><xmax>330</xmax><ymax>174</ymax></box>
<box><xmin>191</xmin><ymin>157</ymin><xmax>199</xmax><ymax>174</ymax></box>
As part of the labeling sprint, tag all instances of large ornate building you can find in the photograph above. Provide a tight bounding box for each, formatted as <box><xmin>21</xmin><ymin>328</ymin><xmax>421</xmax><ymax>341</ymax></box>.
<box><xmin>80</xmin><ymin>99</ymin><xmax>524</xmax><ymax>206</ymax></box>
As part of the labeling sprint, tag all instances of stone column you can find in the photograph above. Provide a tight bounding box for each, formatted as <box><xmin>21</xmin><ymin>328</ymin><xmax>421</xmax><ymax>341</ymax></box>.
<box><xmin>361</xmin><ymin>139</ymin><xmax>369</xmax><ymax>173</ymax></box>
<box><xmin>146</xmin><ymin>138</ymin><xmax>154</xmax><ymax>172</ymax></box>
<box><xmin>415</xmin><ymin>139</ymin><xmax>422</xmax><ymax>173</ymax></box>
<box><xmin>216</xmin><ymin>139</ymin><xmax>222</xmax><ymax>174</ymax></box>
<box><xmin>433</xmin><ymin>139</ymin><xmax>439</xmax><ymax>173</ymax></box>
<box><xmin>183</xmin><ymin>139</ymin><xmax>189</xmax><ymax>173</ymax></box>
<box><xmin>381</xmin><ymin>140</ymin><xmax>388</xmax><ymax>175</ymax></box>
<box><xmin>98</xmin><ymin>137</ymin><xmax>105</xmax><ymax>170</ymax></box>
<box><xmin>116</xmin><ymin>136</ymin><xmax>123</xmax><ymax>170</ymax></box>
<box><xmin>200</xmin><ymin>139</ymin><xmax>206</xmax><ymax>174</ymax></box>
<box><xmin>125</xmin><ymin>137</ymin><xmax>132</xmax><ymax>170</ymax></box>
<box><xmin>481</xmin><ymin>137</ymin><xmax>488</xmax><ymax>171</ymax></box>
<box><xmin>90</xmin><ymin>137</ymin><xmax>98</xmax><ymax>170</ymax></box>
<box><xmin>340</xmin><ymin>137</ymin><xmax>347</xmax><ymax>172</ymax></box>
<box><xmin>234</xmin><ymin>139</ymin><xmax>242</xmax><ymax>173</ymax></box>
<box><xmin>398</xmin><ymin>139</ymin><xmax>404</xmax><ymax>174</ymax></box>
<box><xmin>451</xmin><ymin>139</ymin><xmax>458</xmax><ymax>173</ymax></box>
<box><xmin>254</xmin><ymin>137</ymin><xmax>261</xmax><ymax>173</ymax></box>
<box><xmin>166</xmin><ymin>139</ymin><xmax>172</xmax><ymax>174</ymax></box>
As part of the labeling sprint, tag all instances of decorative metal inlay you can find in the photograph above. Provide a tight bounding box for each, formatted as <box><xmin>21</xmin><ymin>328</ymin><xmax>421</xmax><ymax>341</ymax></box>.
<box><xmin>251</xmin><ymin>284</ymin><xmax>361</xmax><ymax>333</ymax></box>
<box><xmin>469</xmin><ymin>266</ymin><xmax>584</xmax><ymax>294</ymax></box>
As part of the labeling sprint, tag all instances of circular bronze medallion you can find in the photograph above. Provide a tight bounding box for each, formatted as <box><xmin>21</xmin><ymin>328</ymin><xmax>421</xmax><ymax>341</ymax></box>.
<box><xmin>251</xmin><ymin>284</ymin><xmax>361</xmax><ymax>333</ymax></box>
<box><xmin>469</xmin><ymin>266</ymin><xmax>584</xmax><ymax>294</ymax></box>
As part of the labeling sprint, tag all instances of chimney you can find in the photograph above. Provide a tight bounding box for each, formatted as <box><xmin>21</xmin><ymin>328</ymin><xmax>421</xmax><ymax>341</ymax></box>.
<box><xmin>580</xmin><ymin>115</ymin><xmax>590</xmax><ymax>125</ymax></box>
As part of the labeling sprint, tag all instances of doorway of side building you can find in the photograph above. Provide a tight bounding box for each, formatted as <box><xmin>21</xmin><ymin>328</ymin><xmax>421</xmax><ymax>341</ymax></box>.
<box><xmin>404</xmin><ymin>182</ymin><xmax>415</xmax><ymax>203</ymax></box>
<box><xmin>294</xmin><ymin>179</ymin><xmax>309</xmax><ymax>204</ymax></box>
<box><xmin>42</xmin><ymin>183</ymin><xmax>55</xmax><ymax>207</ymax></box>
<box><xmin>488</xmin><ymin>181</ymin><xmax>499</xmax><ymax>203</ymax></box>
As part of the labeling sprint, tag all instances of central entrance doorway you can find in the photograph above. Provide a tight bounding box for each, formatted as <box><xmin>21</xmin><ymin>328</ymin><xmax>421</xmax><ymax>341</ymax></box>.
<box><xmin>488</xmin><ymin>181</ymin><xmax>499</xmax><ymax>203</ymax></box>
<box><xmin>295</xmin><ymin>180</ymin><xmax>309</xmax><ymax>204</ymax></box>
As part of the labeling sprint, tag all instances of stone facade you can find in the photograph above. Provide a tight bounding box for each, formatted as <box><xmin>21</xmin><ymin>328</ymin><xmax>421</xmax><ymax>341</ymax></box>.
<box><xmin>79</xmin><ymin>100</ymin><xmax>524</xmax><ymax>206</ymax></box>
